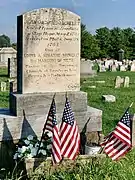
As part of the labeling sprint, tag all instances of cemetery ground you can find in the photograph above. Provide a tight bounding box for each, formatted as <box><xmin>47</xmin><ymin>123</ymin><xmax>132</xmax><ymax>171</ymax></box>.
<box><xmin>1</xmin><ymin>68</ymin><xmax>135</xmax><ymax>179</ymax></box>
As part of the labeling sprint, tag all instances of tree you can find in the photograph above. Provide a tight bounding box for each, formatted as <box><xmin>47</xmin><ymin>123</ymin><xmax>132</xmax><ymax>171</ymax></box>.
<box><xmin>12</xmin><ymin>43</ymin><xmax>17</xmax><ymax>50</ymax></box>
<box><xmin>109</xmin><ymin>27</ymin><xmax>125</xmax><ymax>59</ymax></box>
<box><xmin>0</xmin><ymin>34</ymin><xmax>11</xmax><ymax>47</ymax></box>
<box><xmin>81</xmin><ymin>24</ymin><xmax>100</xmax><ymax>59</ymax></box>
<box><xmin>95</xmin><ymin>27</ymin><xmax>111</xmax><ymax>58</ymax></box>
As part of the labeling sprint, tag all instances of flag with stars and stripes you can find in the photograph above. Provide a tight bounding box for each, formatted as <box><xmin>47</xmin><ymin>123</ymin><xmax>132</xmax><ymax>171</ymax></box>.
<box><xmin>100</xmin><ymin>110</ymin><xmax>132</xmax><ymax>160</ymax></box>
<box><xmin>45</xmin><ymin>98</ymin><xmax>62</xmax><ymax>164</ymax></box>
<box><xmin>60</xmin><ymin>97</ymin><xmax>80</xmax><ymax>160</ymax></box>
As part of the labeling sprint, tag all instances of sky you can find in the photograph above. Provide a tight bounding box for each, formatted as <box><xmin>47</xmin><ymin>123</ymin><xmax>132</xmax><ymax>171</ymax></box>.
<box><xmin>0</xmin><ymin>0</ymin><xmax>135</xmax><ymax>42</ymax></box>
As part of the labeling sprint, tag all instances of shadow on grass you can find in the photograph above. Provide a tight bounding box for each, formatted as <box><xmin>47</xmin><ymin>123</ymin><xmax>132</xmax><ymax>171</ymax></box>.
<box><xmin>0</xmin><ymin>74</ymin><xmax>8</xmax><ymax>78</ymax></box>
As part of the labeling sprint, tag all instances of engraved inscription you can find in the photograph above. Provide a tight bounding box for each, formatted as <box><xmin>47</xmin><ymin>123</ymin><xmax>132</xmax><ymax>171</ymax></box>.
<box><xmin>23</xmin><ymin>8</ymin><xmax>80</xmax><ymax>93</ymax></box>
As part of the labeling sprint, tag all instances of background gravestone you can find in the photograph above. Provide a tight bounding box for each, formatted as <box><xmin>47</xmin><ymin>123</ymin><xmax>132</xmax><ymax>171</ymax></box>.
<box><xmin>1</xmin><ymin>82</ymin><xmax>6</xmax><ymax>92</ymax></box>
<box><xmin>17</xmin><ymin>8</ymin><xmax>80</xmax><ymax>93</ymax></box>
<box><xmin>80</xmin><ymin>60</ymin><xmax>96</xmax><ymax>77</ymax></box>
<box><xmin>8</xmin><ymin>58</ymin><xmax>17</xmax><ymax>78</ymax></box>
<box><xmin>124</xmin><ymin>76</ymin><xmax>130</xmax><ymax>88</ymax></box>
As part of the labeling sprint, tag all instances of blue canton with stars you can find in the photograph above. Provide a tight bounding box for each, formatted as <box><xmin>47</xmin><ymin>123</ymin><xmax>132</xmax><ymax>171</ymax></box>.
<box><xmin>62</xmin><ymin>98</ymin><xmax>74</xmax><ymax>126</ymax></box>
<box><xmin>120</xmin><ymin>111</ymin><xmax>130</xmax><ymax>128</ymax></box>
<box><xmin>49</xmin><ymin>99</ymin><xmax>57</xmax><ymax>127</ymax></box>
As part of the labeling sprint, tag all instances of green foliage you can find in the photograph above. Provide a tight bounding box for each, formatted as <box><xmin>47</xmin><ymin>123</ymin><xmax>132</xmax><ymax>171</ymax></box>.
<box><xmin>11</xmin><ymin>43</ymin><xmax>17</xmax><ymax>50</ymax></box>
<box><xmin>81</xmin><ymin>24</ymin><xmax>100</xmax><ymax>59</ymax></box>
<box><xmin>0</xmin><ymin>68</ymin><xmax>9</xmax><ymax>107</ymax></box>
<box><xmin>81</xmin><ymin>24</ymin><xmax>135</xmax><ymax>60</ymax></box>
<box><xmin>0</xmin><ymin>34</ymin><xmax>11</xmax><ymax>47</ymax></box>
<box><xmin>14</xmin><ymin>133</ymin><xmax>52</xmax><ymax>160</ymax></box>
<box><xmin>24</xmin><ymin>149</ymin><xmax>135</xmax><ymax>180</ymax></box>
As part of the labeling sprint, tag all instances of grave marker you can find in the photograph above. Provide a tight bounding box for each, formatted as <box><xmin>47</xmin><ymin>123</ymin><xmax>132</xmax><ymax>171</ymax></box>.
<box><xmin>124</xmin><ymin>76</ymin><xmax>130</xmax><ymax>88</ymax></box>
<box><xmin>1</xmin><ymin>82</ymin><xmax>6</xmax><ymax>92</ymax></box>
<box><xmin>17</xmin><ymin>8</ymin><xmax>80</xmax><ymax>93</ymax></box>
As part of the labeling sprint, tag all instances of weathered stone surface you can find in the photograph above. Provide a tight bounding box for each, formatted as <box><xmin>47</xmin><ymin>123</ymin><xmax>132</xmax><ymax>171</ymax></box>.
<box><xmin>124</xmin><ymin>76</ymin><xmax>130</xmax><ymax>88</ymax></box>
<box><xmin>10</xmin><ymin>92</ymin><xmax>88</xmax><ymax>116</ymax></box>
<box><xmin>120</xmin><ymin>65</ymin><xmax>126</xmax><ymax>71</ymax></box>
<box><xmin>86</xmin><ymin>106</ymin><xmax>102</xmax><ymax>132</ymax></box>
<box><xmin>111</xmin><ymin>64</ymin><xmax>117</xmax><ymax>72</ymax></box>
<box><xmin>80</xmin><ymin>60</ymin><xmax>96</xmax><ymax>76</ymax></box>
<box><xmin>102</xmin><ymin>95</ymin><xmax>116</xmax><ymax>102</ymax></box>
<box><xmin>0</xmin><ymin>106</ymin><xmax>102</xmax><ymax>141</ymax></box>
<box><xmin>17</xmin><ymin>8</ymin><xmax>80</xmax><ymax>93</ymax></box>
<box><xmin>8</xmin><ymin>58</ymin><xmax>17</xmax><ymax>78</ymax></box>
<box><xmin>115</xmin><ymin>76</ymin><xmax>124</xmax><ymax>88</ymax></box>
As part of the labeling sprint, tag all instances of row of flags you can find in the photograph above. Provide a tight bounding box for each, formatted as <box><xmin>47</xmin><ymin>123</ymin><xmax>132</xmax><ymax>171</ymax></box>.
<box><xmin>38</xmin><ymin>94</ymin><xmax>80</xmax><ymax>164</ymax></box>
<box><xmin>100</xmin><ymin>103</ymin><xmax>133</xmax><ymax>160</ymax></box>
<box><xmin>38</xmin><ymin>93</ymin><xmax>133</xmax><ymax>163</ymax></box>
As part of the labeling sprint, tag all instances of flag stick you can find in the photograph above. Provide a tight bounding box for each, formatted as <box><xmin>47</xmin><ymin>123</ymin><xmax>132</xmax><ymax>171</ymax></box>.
<box><xmin>98</xmin><ymin>102</ymin><xmax>133</xmax><ymax>154</ymax></box>
<box><xmin>80</xmin><ymin>117</ymin><xmax>91</xmax><ymax>154</ymax></box>
<box><xmin>36</xmin><ymin>93</ymin><xmax>56</xmax><ymax>157</ymax></box>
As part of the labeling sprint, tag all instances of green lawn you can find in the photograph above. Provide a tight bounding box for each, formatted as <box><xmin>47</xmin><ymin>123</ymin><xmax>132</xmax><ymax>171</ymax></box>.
<box><xmin>1</xmin><ymin>69</ymin><xmax>135</xmax><ymax>179</ymax></box>
<box><xmin>0</xmin><ymin>67</ymin><xmax>9</xmax><ymax>108</ymax></box>
<box><xmin>81</xmin><ymin>71</ymin><xmax>135</xmax><ymax>135</ymax></box>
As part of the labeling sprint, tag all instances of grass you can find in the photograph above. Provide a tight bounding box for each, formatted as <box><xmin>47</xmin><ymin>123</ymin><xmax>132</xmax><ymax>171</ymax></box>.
<box><xmin>81</xmin><ymin>71</ymin><xmax>135</xmax><ymax>135</ymax></box>
<box><xmin>0</xmin><ymin>67</ymin><xmax>9</xmax><ymax>108</ymax></box>
<box><xmin>1</xmin><ymin>69</ymin><xmax>135</xmax><ymax>179</ymax></box>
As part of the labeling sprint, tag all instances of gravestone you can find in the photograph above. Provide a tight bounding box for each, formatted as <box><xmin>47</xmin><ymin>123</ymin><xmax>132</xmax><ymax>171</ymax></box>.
<box><xmin>111</xmin><ymin>64</ymin><xmax>117</xmax><ymax>72</ymax></box>
<box><xmin>80</xmin><ymin>60</ymin><xmax>96</xmax><ymax>77</ymax></box>
<box><xmin>102</xmin><ymin>95</ymin><xmax>116</xmax><ymax>102</ymax></box>
<box><xmin>0</xmin><ymin>8</ymin><xmax>102</xmax><ymax>143</ymax></box>
<box><xmin>115</xmin><ymin>76</ymin><xmax>129</xmax><ymax>88</ymax></box>
<box><xmin>120</xmin><ymin>65</ymin><xmax>126</xmax><ymax>71</ymax></box>
<box><xmin>8</xmin><ymin>58</ymin><xmax>17</xmax><ymax>78</ymax></box>
<box><xmin>17</xmin><ymin>8</ymin><xmax>80</xmax><ymax>93</ymax></box>
<box><xmin>130</xmin><ymin>64</ymin><xmax>135</xmax><ymax>72</ymax></box>
<box><xmin>115</xmin><ymin>76</ymin><xmax>123</xmax><ymax>88</ymax></box>
<box><xmin>10</xmin><ymin>80</ymin><xmax>17</xmax><ymax>93</ymax></box>
<box><xmin>0</xmin><ymin>82</ymin><xmax>6</xmax><ymax>92</ymax></box>
<box><xmin>124</xmin><ymin>76</ymin><xmax>130</xmax><ymax>88</ymax></box>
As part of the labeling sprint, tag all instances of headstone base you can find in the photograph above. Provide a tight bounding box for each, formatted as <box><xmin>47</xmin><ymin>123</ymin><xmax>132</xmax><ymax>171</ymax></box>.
<box><xmin>0</xmin><ymin>91</ymin><xmax>102</xmax><ymax>141</ymax></box>
<box><xmin>10</xmin><ymin>91</ymin><xmax>88</xmax><ymax>116</ymax></box>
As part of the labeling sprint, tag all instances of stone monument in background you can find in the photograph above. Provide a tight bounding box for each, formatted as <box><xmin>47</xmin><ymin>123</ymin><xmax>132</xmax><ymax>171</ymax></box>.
<box><xmin>0</xmin><ymin>8</ymin><xmax>102</xmax><ymax>143</ymax></box>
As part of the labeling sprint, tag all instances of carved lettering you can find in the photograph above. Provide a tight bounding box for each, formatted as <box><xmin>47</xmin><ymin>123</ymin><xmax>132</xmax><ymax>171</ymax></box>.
<box><xmin>23</xmin><ymin>8</ymin><xmax>80</xmax><ymax>93</ymax></box>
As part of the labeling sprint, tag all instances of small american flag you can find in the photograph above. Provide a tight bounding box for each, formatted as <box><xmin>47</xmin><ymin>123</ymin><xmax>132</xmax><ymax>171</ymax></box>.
<box><xmin>45</xmin><ymin>98</ymin><xmax>62</xmax><ymax>164</ymax></box>
<box><xmin>101</xmin><ymin>111</ymin><xmax>132</xmax><ymax>160</ymax></box>
<box><xmin>60</xmin><ymin>97</ymin><xmax>80</xmax><ymax>160</ymax></box>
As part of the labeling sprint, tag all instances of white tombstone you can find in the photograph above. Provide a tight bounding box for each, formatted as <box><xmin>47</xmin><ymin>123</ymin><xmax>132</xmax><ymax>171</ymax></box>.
<box><xmin>115</xmin><ymin>76</ymin><xmax>123</xmax><ymax>88</ymax></box>
<box><xmin>111</xmin><ymin>64</ymin><xmax>117</xmax><ymax>72</ymax></box>
<box><xmin>130</xmin><ymin>64</ymin><xmax>135</xmax><ymax>72</ymax></box>
<box><xmin>124</xmin><ymin>76</ymin><xmax>130</xmax><ymax>88</ymax></box>
<box><xmin>120</xmin><ymin>65</ymin><xmax>126</xmax><ymax>71</ymax></box>
<box><xmin>80</xmin><ymin>60</ymin><xmax>96</xmax><ymax>76</ymax></box>
<box><xmin>117</xmin><ymin>61</ymin><xmax>122</xmax><ymax>66</ymax></box>
<box><xmin>102</xmin><ymin>95</ymin><xmax>116</xmax><ymax>102</ymax></box>
<box><xmin>1</xmin><ymin>82</ymin><xmax>6</xmax><ymax>91</ymax></box>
